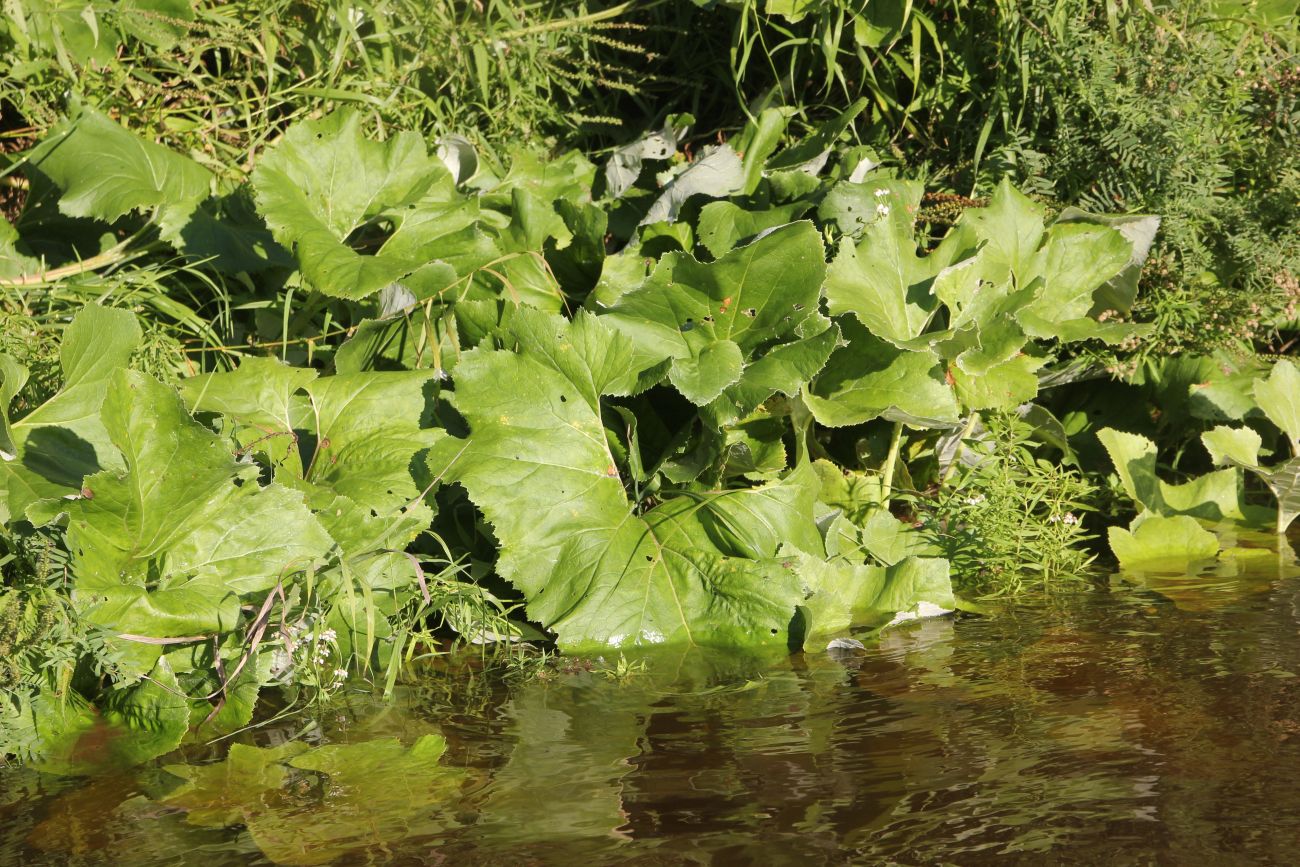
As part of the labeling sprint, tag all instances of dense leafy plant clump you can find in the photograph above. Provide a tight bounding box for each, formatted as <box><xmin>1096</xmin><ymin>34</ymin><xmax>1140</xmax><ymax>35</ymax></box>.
<box><xmin>0</xmin><ymin>0</ymin><xmax>1295</xmax><ymax>770</ymax></box>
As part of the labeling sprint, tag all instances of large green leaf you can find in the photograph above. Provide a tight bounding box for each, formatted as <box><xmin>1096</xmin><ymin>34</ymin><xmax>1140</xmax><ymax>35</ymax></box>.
<box><xmin>432</xmin><ymin>309</ymin><xmax>819</xmax><ymax>650</ymax></box>
<box><xmin>950</xmin><ymin>353</ymin><xmax>1044</xmax><ymax>411</ymax></box>
<box><xmin>817</xmin><ymin>178</ymin><xmax>923</xmax><ymax>240</ymax></box>
<box><xmin>824</xmin><ymin>207</ymin><xmax>945</xmax><ymax>346</ymax></box>
<box><xmin>1202</xmin><ymin>425</ymin><xmax>1262</xmax><ymax>467</ymax></box>
<box><xmin>1109</xmin><ymin>514</ymin><xmax>1221</xmax><ymax>573</ymax></box>
<box><xmin>181</xmin><ymin>360</ymin><xmax>441</xmax><ymax>589</ymax></box>
<box><xmin>697</xmin><ymin>200</ymin><xmax>811</xmax><ymax>258</ymax></box>
<box><xmin>252</xmin><ymin>111</ymin><xmax>457</xmax><ymax>298</ymax></box>
<box><xmin>601</xmin><ymin>221</ymin><xmax>828</xmax><ymax>406</ymax></box>
<box><xmin>1055</xmin><ymin>208</ymin><xmax>1161</xmax><ymax>315</ymax></box>
<box><xmin>1097</xmin><ymin>427</ymin><xmax>1263</xmax><ymax>524</ymax></box>
<box><xmin>1202</xmin><ymin>423</ymin><xmax>1300</xmax><ymax>534</ymax></box>
<box><xmin>61</xmin><ymin>369</ymin><xmax>331</xmax><ymax>675</ymax></box>
<box><xmin>27</xmin><ymin>105</ymin><xmax>211</xmax><ymax>222</ymax></box>
<box><xmin>0</xmin><ymin>305</ymin><xmax>141</xmax><ymax>523</ymax></box>
<box><xmin>805</xmin><ymin>317</ymin><xmax>959</xmax><ymax>428</ymax></box>
<box><xmin>796</xmin><ymin>552</ymin><xmax>956</xmax><ymax>641</ymax></box>
<box><xmin>950</xmin><ymin>179</ymin><xmax>1136</xmax><ymax>338</ymax></box>
<box><xmin>1254</xmin><ymin>359</ymin><xmax>1300</xmax><ymax>453</ymax></box>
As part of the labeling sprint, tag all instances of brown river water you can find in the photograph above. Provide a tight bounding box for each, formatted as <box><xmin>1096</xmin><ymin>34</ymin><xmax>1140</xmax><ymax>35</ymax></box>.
<box><xmin>5</xmin><ymin>551</ymin><xmax>1300</xmax><ymax>865</ymax></box>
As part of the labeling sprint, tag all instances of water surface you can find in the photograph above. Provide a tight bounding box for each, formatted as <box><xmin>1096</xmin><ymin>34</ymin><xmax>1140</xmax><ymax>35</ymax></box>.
<box><xmin>7</xmin><ymin>559</ymin><xmax>1300</xmax><ymax>865</ymax></box>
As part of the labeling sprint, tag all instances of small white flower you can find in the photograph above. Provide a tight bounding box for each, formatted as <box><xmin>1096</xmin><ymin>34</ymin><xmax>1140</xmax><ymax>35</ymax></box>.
<box><xmin>873</xmin><ymin>188</ymin><xmax>889</xmax><ymax>198</ymax></box>
<box><xmin>875</xmin><ymin>203</ymin><xmax>891</xmax><ymax>218</ymax></box>
<box><xmin>318</xmin><ymin>628</ymin><xmax>337</xmax><ymax>643</ymax></box>
<box><xmin>964</xmin><ymin>494</ymin><xmax>985</xmax><ymax>506</ymax></box>
<box><xmin>1063</xmin><ymin>512</ymin><xmax>1079</xmax><ymax>525</ymax></box>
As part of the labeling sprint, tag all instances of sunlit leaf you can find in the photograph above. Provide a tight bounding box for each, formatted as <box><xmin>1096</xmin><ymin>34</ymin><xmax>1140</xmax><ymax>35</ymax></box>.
<box><xmin>27</xmin><ymin>105</ymin><xmax>211</xmax><ymax>222</ymax></box>
<box><xmin>1109</xmin><ymin>514</ymin><xmax>1220</xmax><ymax>572</ymax></box>
<box><xmin>430</xmin><ymin>309</ymin><xmax>818</xmax><ymax>649</ymax></box>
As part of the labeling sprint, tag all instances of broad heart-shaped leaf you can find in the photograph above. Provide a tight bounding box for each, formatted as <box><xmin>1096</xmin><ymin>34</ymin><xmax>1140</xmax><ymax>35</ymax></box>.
<box><xmin>1055</xmin><ymin>208</ymin><xmax>1161</xmax><ymax>315</ymax></box>
<box><xmin>252</xmin><ymin>110</ymin><xmax>456</xmax><ymax>299</ymax></box>
<box><xmin>817</xmin><ymin>178</ymin><xmax>923</xmax><ymax>240</ymax></box>
<box><xmin>600</xmin><ymin>221</ymin><xmax>828</xmax><ymax>406</ymax></box>
<box><xmin>0</xmin><ymin>305</ymin><xmax>141</xmax><ymax>523</ymax></box>
<box><xmin>958</xmin><ymin>179</ymin><xmax>1046</xmax><ymax>280</ymax></box>
<box><xmin>1109</xmin><ymin>514</ymin><xmax>1221</xmax><ymax>573</ymax></box>
<box><xmin>183</xmin><ymin>360</ymin><xmax>440</xmax><ymax>516</ymax></box>
<box><xmin>431</xmin><ymin>309</ymin><xmax>820</xmax><ymax>650</ymax></box>
<box><xmin>26</xmin><ymin>105</ymin><xmax>211</xmax><ymax>222</ymax></box>
<box><xmin>1097</xmin><ymin>427</ymin><xmax>1266</xmax><ymax>524</ymax></box>
<box><xmin>805</xmin><ymin>317</ymin><xmax>960</xmax><ymax>429</ymax></box>
<box><xmin>62</xmin><ymin>370</ymin><xmax>331</xmax><ymax>676</ymax></box>
<box><xmin>703</xmin><ymin>321</ymin><xmax>840</xmax><ymax>427</ymax></box>
<box><xmin>1254</xmin><ymin>359</ymin><xmax>1300</xmax><ymax>452</ymax></box>
<box><xmin>794</xmin><ymin>553</ymin><xmax>956</xmax><ymax>642</ymax></box>
<box><xmin>951</xmin><ymin>353</ymin><xmax>1044</xmax><ymax>411</ymax></box>
<box><xmin>950</xmin><ymin>179</ymin><xmax>1134</xmax><ymax>334</ymax></box>
<box><xmin>1015</xmin><ymin>222</ymin><xmax>1133</xmax><ymax>333</ymax></box>
<box><xmin>696</xmin><ymin>200</ymin><xmax>811</xmax><ymax>258</ymax></box>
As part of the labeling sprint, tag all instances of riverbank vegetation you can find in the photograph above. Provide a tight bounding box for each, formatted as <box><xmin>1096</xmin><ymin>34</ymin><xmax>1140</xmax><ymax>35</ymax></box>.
<box><xmin>1</xmin><ymin>0</ymin><xmax>1296</xmax><ymax>766</ymax></box>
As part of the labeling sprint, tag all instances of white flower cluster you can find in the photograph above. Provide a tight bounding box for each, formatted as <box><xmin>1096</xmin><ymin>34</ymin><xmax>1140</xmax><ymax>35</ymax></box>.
<box><xmin>873</xmin><ymin>188</ymin><xmax>891</xmax><ymax>218</ymax></box>
<box><xmin>310</xmin><ymin>628</ymin><xmax>338</xmax><ymax>666</ymax></box>
<box><xmin>1048</xmin><ymin>512</ymin><xmax>1079</xmax><ymax>525</ymax></box>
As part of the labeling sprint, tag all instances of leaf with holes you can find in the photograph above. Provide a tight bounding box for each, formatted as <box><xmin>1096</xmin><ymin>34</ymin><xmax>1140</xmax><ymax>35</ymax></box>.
<box><xmin>252</xmin><ymin>110</ymin><xmax>458</xmax><ymax>299</ymax></box>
